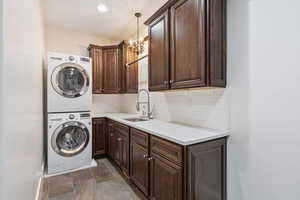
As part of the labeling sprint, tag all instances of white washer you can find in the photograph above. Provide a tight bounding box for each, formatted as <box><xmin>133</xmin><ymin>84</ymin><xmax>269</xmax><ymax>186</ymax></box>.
<box><xmin>47</xmin><ymin>52</ymin><xmax>92</xmax><ymax>113</ymax></box>
<box><xmin>47</xmin><ymin>112</ymin><xmax>92</xmax><ymax>175</ymax></box>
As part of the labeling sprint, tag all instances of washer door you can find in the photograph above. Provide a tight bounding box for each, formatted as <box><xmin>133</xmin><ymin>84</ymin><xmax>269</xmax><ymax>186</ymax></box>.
<box><xmin>51</xmin><ymin>121</ymin><xmax>89</xmax><ymax>157</ymax></box>
<box><xmin>51</xmin><ymin>63</ymin><xmax>90</xmax><ymax>98</ymax></box>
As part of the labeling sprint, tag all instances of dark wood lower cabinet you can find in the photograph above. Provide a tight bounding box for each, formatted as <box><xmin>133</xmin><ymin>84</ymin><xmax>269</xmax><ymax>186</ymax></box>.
<box><xmin>107</xmin><ymin>121</ymin><xmax>115</xmax><ymax>158</ymax></box>
<box><xmin>93</xmin><ymin>118</ymin><xmax>227</xmax><ymax>200</ymax></box>
<box><xmin>92</xmin><ymin>118</ymin><xmax>106</xmax><ymax>157</ymax></box>
<box><xmin>130</xmin><ymin>142</ymin><xmax>149</xmax><ymax>196</ymax></box>
<box><xmin>187</xmin><ymin>138</ymin><xmax>227</xmax><ymax>200</ymax></box>
<box><xmin>107</xmin><ymin>121</ymin><xmax>130</xmax><ymax>176</ymax></box>
<box><xmin>150</xmin><ymin>154</ymin><xmax>182</xmax><ymax>200</ymax></box>
<box><xmin>119</xmin><ymin>133</ymin><xmax>130</xmax><ymax>176</ymax></box>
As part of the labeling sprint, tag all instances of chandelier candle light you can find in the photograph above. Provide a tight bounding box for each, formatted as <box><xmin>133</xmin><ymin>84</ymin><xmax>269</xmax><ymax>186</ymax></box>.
<box><xmin>129</xmin><ymin>12</ymin><xmax>145</xmax><ymax>55</ymax></box>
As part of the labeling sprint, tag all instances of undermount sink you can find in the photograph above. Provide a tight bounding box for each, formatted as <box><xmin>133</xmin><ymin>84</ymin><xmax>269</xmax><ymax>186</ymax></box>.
<box><xmin>123</xmin><ymin>117</ymin><xmax>150</xmax><ymax>122</ymax></box>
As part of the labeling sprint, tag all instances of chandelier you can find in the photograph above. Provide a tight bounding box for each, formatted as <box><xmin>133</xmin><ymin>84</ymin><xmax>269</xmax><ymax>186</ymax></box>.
<box><xmin>129</xmin><ymin>12</ymin><xmax>145</xmax><ymax>55</ymax></box>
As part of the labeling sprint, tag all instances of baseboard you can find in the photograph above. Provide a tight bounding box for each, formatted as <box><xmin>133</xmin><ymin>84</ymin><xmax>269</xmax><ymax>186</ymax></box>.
<box><xmin>34</xmin><ymin>176</ymin><xmax>43</xmax><ymax>200</ymax></box>
<box><xmin>44</xmin><ymin>159</ymin><xmax>98</xmax><ymax>178</ymax></box>
<box><xmin>35</xmin><ymin>161</ymin><xmax>45</xmax><ymax>200</ymax></box>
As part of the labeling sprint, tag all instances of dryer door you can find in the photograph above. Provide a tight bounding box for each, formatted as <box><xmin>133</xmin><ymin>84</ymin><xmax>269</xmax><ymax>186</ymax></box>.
<box><xmin>51</xmin><ymin>63</ymin><xmax>90</xmax><ymax>98</ymax></box>
<box><xmin>52</xmin><ymin>121</ymin><xmax>90</xmax><ymax>157</ymax></box>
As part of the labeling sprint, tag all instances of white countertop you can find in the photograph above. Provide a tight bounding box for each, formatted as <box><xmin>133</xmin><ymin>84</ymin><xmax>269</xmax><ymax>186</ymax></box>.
<box><xmin>93</xmin><ymin>113</ymin><xmax>230</xmax><ymax>146</ymax></box>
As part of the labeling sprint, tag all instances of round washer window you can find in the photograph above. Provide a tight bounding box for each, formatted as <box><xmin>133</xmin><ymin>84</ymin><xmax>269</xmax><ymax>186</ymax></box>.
<box><xmin>52</xmin><ymin>122</ymin><xmax>89</xmax><ymax>157</ymax></box>
<box><xmin>51</xmin><ymin>63</ymin><xmax>90</xmax><ymax>98</ymax></box>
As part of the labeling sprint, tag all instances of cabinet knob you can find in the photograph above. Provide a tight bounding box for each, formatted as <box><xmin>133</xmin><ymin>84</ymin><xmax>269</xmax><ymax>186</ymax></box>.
<box><xmin>148</xmin><ymin>157</ymin><xmax>153</xmax><ymax>161</ymax></box>
<box><xmin>164</xmin><ymin>80</ymin><xmax>168</xmax><ymax>85</ymax></box>
<box><xmin>143</xmin><ymin>155</ymin><xmax>147</xmax><ymax>158</ymax></box>
<box><xmin>118</xmin><ymin>138</ymin><xmax>122</xmax><ymax>141</ymax></box>
<box><xmin>170</xmin><ymin>80</ymin><xmax>174</xmax><ymax>84</ymax></box>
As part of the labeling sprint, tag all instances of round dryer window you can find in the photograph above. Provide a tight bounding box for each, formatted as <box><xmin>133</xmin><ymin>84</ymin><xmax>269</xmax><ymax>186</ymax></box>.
<box><xmin>51</xmin><ymin>63</ymin><xmax>90</xmax><ymax>98</ymax></box>
<box><xmin>51</xmin><ymin>121</ymin><xmax>89</xmax><ymax>157</ymax></box>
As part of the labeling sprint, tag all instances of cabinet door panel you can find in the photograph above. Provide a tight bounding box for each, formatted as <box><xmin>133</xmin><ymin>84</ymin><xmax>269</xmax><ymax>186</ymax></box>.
<box><xmin>92</xmin><ymin>118</ymin><xmax>106</xmax><ymax>157</ymax></box>
<box><xmin>208</xmin><ymin>0</ymin><xmax>227</xmax><ymax>87</ymax></box>
<box><xmin>107</xmin><ymin>121</ymin><xmax>114</xmax><ymax>157</ymax></box>
<box><xmin>89</xmin><ymin>47</ymin><xmax>103</xmax><ymax>93</ymax></box>
<box><xmin>150</xmin><ymin>155</ymin><xmax>182</xmax><ymax>200</ymax></box>
<box><xmin>103</xmin><ymin>48</ymin><xmax>121</xmax><ymax>93</ymax></box>
<box><xmin>149</xmin><ymin>11</ymin><xmax>170</xmax><ymax>91</ymax></box>
<box><xmin>130</xmin><ymin>143</ymin><xmax>149</xmax><ymax>195</ymax></box>
<box><xmin>126</xmin><ymin>49</ymin><xmax>138</xmax><ymax>93</ymax></box>
<box><xmin>114</xmin><ymin>132</ymin><xmax>122</xmax><ymax>166</ymax></box>
<box><xmin>121</xmin><ymin>137</ymin><xmax>130</xmax><ymax>176</ymax></box>
<box><xmin>170</xmin><ymin>0</ymin><xmax>206</xmax><ymax>89</ymax></box>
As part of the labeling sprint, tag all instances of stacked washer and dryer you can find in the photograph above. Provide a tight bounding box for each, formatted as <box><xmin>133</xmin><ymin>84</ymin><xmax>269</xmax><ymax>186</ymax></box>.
<box><xmin>46</xmin><ymin>52</ymin><xmax>93</xmax><ymax>175</ymax></box>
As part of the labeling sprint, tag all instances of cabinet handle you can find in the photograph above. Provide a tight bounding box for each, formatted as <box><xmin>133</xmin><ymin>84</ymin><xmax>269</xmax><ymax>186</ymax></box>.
<box><xmin>148</xmin><ymin>157</ymin><xmax>153</xmax><ymax>161</ymax></box>
<box><xmin>170</xmin><ymin>80</ymin><xmax>174</xmax><ymax>84</ymax></box>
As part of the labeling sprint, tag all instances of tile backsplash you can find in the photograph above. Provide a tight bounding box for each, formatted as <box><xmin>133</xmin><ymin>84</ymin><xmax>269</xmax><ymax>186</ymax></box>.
<box><xmin>119</xmin><ymin>88</ymin><xmax>229</xmax><ymax>131</ymax></box>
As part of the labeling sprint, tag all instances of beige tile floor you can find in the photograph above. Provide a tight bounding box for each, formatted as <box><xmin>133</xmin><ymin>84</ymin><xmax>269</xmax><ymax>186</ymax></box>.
<box><xmin>41</xmin><ymin>159</ymin><xmax>145</xmax><ymax>200</ymax></box>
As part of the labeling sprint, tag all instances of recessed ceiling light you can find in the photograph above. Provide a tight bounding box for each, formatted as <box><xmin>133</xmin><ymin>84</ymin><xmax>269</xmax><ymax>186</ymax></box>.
<box><xmin>97</xmin><ymin>3</ymin><xmax>108</xmax><ymax>12</ymax></box>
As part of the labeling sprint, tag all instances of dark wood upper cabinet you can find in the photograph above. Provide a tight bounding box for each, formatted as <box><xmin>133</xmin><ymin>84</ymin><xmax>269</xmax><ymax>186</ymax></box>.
<box><xmin>89</xmin><ymin>46</ymin><xmax>103</xmax><ymax>93</ymax></box>
<box><xmin>126</xmin><ymin>50</ymin><xmax>139</xmax><ymax>93</ymax></box>
<box><xmin>148</xmin><ymin>11</ymin><xmax>170</xmax><ymax>91</ymax></box>
<box><xmin>89</xmin><ymin>42</ymin><xmax>138</xmax><ymax>94</ymax></box>
<box><xmin>102</xmin><ymin>47</ymin><xmax>121</xmax><ymax>93</ymax></box>
<box><xmin>170</xmin><ymin>0</ymin><xmax>206</xmax><ymax>89</ymax></box>
<box><xmin>92</xmin><ymin>118</ymin><xmax>106</xmax><ymax>157</ymax></box>
<box><xmin>145</xmin><ymin>0</ymin><xmax>227</xmax><ymax>90</ymax></box>
<box><xmin>120</xmin><ymin>41</ymin><xmax>139</xmax><ymax>93</ymax></box>
<box><xmin>207</xmin><ymin>0</ymin><xmax>227</xmax><ymax>87</ymax></box>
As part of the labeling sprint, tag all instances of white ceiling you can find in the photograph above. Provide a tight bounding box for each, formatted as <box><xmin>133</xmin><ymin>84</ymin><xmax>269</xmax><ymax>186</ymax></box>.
<box><xmin>43</xmin><ymin>0</ymin><xmax>168</xmax><ymax>41</ymax></box>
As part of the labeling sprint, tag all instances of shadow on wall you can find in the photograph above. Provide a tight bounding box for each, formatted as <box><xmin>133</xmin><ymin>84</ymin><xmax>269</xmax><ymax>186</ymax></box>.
<box><xmin>227</xmin><ymin>0</ymin><xmax>251</xmax><ymax>199</ymax></box>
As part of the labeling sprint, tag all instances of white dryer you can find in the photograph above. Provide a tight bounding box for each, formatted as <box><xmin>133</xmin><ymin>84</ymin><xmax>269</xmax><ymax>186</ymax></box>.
<box><xmin>47</xmin><ymin>112</ymin><xmax>92</xmax><ymax>175</ymax></box>
<box><xmin>47</xmin><ymin>52</ymin><xmax>92</xmax><ymax>113</ymax></box>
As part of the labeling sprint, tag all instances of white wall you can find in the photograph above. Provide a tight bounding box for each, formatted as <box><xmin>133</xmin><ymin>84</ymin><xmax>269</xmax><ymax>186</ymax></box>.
<box><xmin>227</xmin><ymin>0</ymin><xmax>300</xmax><ymax>199</ymax></box>
<box><xmin>44</xmin><ymin>24</ymin><xmax>116</xmax><ymax>57</ymax></box>
<box><xmin>0</xmin><ymin>0</ymin><xmax>45</xmax><ymax>199</ymax></box>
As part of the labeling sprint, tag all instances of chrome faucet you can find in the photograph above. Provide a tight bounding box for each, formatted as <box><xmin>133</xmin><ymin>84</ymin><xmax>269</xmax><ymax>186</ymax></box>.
<box><xmin>136</xmin><ymin>89</ymin><xmax>152</xmax><ymax>119</ymax></box>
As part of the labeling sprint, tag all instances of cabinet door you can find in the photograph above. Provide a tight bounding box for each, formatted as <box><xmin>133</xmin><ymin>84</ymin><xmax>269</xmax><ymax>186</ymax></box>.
<box><xmin>120</xmin><ymin>136</ymin><xmax>130</xmax><ymax>176</ymax></box>
<box><xmin>114</xmin><ymin>132</ymin><xmax>122</xmax><ymax>166</ymax></box>
<box><xmin>170</xmin><ymin>0</ymin><xmax>206</xmax><ymax>89</ymax></box>
<box><xmin>130</xmin><ymin>143</ymin><xmax>149</xmax><ymax>195</ymax></box>
<box><xmin>187</xmin><ymin>138</ymin><xmax>227</xmax><ymax>200</ymax></box>
<box><xmin>92</xmin><ymin>118</ymin><xmax>106</xmax><ymax>157</ymax></box>
<box><xmin>150</xmin><ymin>155</ymin><xmax>182</xmax><ymax>200</ymax></box>
<box><xmin>89</xmin><ymin>47</ymin><xmax>103</xmax><ymax>93</ymax></box>
<box><xmin>207</xmin><ymin>0</ymin><xmax>227</xmax><ymax>87</ymax></box>
<box><xmin>103</xmin><ymin>48</ymin><xmax>121</xmax><ymax>93</ymax></box>
<box><xmin>148</xmin><ymin>11</ymin><xmax>170</xmax><ymax>91</ymax></box>
<box><xmin>126</xmin><ymin>49</ymin><xmax>138</xmax><ymax>93</ymax></box>
<box><xmin>107</xmin><ymin>123</ymin><xmax>115</xmax><ymax>158</ymax></box>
